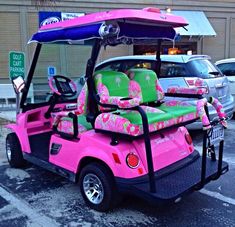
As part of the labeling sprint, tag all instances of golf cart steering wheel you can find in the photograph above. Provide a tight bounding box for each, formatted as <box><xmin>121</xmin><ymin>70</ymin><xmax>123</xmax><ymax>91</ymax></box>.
<box><xmin>49</xmin><ymin>75</ymin><xmax>77</xmax><ymax>97</ymax></box>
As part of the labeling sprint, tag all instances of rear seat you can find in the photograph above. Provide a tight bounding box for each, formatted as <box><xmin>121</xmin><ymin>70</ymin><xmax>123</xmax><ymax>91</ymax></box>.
<box><xmin>94</xmin><ymin>70</ymin><xmax>210</xmax><ymax>136</ymax></box>
<box><xmin>51</xmin><ymin>69</ymin><xmax>226</xmax><ymax>137</ymax></box>
<box><xmin>127</xmin><ymin>68</ymin><xmax>201</xmax><ymax>125</ymax></box>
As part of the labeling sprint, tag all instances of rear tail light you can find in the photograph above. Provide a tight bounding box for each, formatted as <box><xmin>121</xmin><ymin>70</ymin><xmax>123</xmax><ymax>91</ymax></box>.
<box><xmin>185</xmin><ymin>132</ymin><xmax>193</xmax><ymax>145</ymax></box>
<box><xmin>185</xmin><ymin>77</ymin><xmax>209</xmax><ymax>94</ymax></box>
<box><xmin>126</xmin><ymin>153</ymin><xmax>140</xmax><ymax>169</ymax></box>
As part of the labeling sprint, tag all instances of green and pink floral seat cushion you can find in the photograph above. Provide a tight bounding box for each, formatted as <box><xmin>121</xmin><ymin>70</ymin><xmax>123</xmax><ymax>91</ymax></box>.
<box><xmin>127</xmin><ymin>68</ymin><xmax>165</xmax><ymax>103</ymax></box>
<box><xmin>95</xmin><ymin>71</ymin><xmax>141</xmax><ymax>110</ymax></box>
<box><xmin>56</xmin><ymin>114</ymin><xmax>92</xmax><ymax>134</ymax></box>
<box><xmin>127</xmin><ymin>69</ymin><xmax>212</xmax><ymax>128</ymax></box>
<box><xmin>95</xmin><ymin>106</ymin><xmax>195</xmax><ymax>136</ymax></box>
<box><xmin>93</xmin><ymin>70</ymin><xmax>210</xmax><ymax>136</ymax></box>
<box><xmin>52</xmin><ymin>83</ymin><xmax>92</xmax><ymax>135</ymax></box>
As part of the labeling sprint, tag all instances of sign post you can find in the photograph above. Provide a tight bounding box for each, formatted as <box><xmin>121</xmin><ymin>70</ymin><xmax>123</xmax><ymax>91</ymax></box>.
<box><xmin>8</xmin><ymin>51</ymin><xmax>25</xmax><ymax>115</ymax></box>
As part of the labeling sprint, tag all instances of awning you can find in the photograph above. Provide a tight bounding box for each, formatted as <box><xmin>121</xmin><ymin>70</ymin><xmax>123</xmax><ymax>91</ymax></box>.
<box><xmin>173</xmin><ymin>11</ymin><xmax>216</xmax><ymax>37</ymax></box>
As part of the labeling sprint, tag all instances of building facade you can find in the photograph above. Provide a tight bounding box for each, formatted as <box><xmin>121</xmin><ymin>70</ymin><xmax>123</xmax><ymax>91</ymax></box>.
<box><xmin>0</xmin><ymin>0</ymin><xmax>235</xmax><ymax>84</ymax></box>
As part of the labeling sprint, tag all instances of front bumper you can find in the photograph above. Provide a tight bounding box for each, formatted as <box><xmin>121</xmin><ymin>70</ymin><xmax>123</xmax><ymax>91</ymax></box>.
<box><xmin>115</xmin><ymin>151</ymin><xmax>228</xmax><ymax>204</ymax></box>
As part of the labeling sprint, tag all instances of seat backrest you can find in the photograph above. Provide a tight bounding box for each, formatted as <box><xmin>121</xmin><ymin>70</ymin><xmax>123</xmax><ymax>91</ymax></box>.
<box><xmin>127</xmin><ymin>68</ymin><xmax>165</xmax><ymax>103</ymax></box>
<box><xmin>77</xmin><ymin>83</ymin><xmax>88</xmax><ymax>114</ymax></box>
<box><xmin>94</xmin><ymin>70</ymin><xmax>130</xmax><ymax>98</ymax></box>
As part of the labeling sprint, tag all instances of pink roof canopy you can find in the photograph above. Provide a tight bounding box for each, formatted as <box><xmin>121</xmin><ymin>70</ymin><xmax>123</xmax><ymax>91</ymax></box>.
<box><xmin>30</xmin><ymin>8</ymin><xmax>188</xmax><ymax>44</ymax></box>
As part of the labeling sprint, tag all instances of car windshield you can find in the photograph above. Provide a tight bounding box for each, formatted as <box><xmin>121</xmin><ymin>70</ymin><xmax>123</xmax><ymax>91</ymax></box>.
<box><xmin>217</xmin><ymin>62</ymin><xmax>235</xmax><ymax>76</ymax></box>
<box><xmin>187</xmin><ymin>59</ymin><xmax>223</xmax><ymax>78</ymax></box>
<box><xmin>160</xmin><ymin>62</ymin><xmax>188</xmax><ymax>77</ymax></box>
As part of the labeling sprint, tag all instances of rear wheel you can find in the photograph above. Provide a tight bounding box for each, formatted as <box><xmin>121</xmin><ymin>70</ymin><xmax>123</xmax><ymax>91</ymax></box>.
<box><xmin>6</xmin><ymin>133</ymin><xmax>26</xmax><ymax>168</ymax></box>
<box><xmin>79</xmin><ymin>162</ymin><xmax>119</xmax><ymax>212</ymax></box>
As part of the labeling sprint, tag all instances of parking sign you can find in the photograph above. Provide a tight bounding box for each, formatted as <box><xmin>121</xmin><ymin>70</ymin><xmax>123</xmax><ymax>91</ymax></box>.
<box><xmin>9</xmin><ymin>51</ymin><xmax>25</xmax><ymax>80</ymax></box>
<box><xmin>48</xmin><ymin>66</ymin><xmax>56</xmax><ymax>79</ymax></box>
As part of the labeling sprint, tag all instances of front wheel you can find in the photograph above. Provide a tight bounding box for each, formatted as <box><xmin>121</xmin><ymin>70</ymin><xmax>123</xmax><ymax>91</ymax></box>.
<box><xmin>79</xmin><ymin>162</ymin><xmax>119</xmax><ymax>212</ymax></box>
<box><xmin>6</xmin><ymin>133</ymin><xmax>26</xmax><ymax>168</ymax></box>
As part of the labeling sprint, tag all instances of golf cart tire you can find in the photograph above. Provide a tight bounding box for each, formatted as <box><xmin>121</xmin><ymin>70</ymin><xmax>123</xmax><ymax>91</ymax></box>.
<box><xmin>79</xmin><ymin>162</ymin><xmax>119</xmax><ymax>212</ymax></box>
<box><xmin>6</xmin><ymin>133</ymin><xmax>26</xmax><ymax>168</ymax></box>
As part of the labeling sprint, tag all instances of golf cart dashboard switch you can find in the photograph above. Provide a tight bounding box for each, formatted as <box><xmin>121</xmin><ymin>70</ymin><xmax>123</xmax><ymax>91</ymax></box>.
<box><xmin>64</xmin><ymin>104</ymin><xmax>77</xmax><ymax>110</ymax></box>
<box><xmin>52</xmin><ymin>107</ymin><xmax>62</xmax><ymax>112</ymax></box>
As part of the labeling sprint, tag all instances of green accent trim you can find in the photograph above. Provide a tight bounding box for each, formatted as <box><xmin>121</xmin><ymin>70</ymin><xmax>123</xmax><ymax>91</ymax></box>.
<box><xmin>62</xmin><ymin>115</ymin><xmax>92</xmax><ymax>130</ymax></box>
<box><xmin>95</xmin><ymin>71</ymin><xmax>129</xmax><ymax>97</ymax></box>
<box><xmin>129</xmin><ymin>69</ymin><xmax>157</xmax><ymax>103</ymax></box>
<box><xmin>158</xmin><ymin>105</ymin><xmax>196</xmax><ymax>117</ymax></box>
<box><xmin>119</xmin><ymin>111</ymin><xmax>173</xmax><ymax>125</ymax></box>
<box><xmin>78</xmin><ymin>115</ymin><xmax>92</xmax><ymax>130</ymax></box>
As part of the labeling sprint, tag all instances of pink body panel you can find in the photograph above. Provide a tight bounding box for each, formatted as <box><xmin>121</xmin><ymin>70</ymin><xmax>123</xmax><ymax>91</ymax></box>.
<box><xmin>7</xmin><ymin>106</ymin><xmax>193</xmax><ymax>179</ymax></box>
<box><xmin>133</xmin><ymin>127</ymin><xmax>193</xmax><ymax>172</ymax></box>
<box><xmin>5</xmin><ymin>104</ymin><xmax>71</xmax><ymax>153</ymax></box>
<box><xmin>49</xmin><ymin>130</ymin><xmax>141</xmax><ymax>177</ymax></box>
<box><xmin>40</xmin><ymin>9</ymin><xmax>188</xmax><ymax>31</ymax></box>
<box><xmin>49</xmin><ymin>126</ymin><xmax>193</xmax><ymax>179</ymax></box>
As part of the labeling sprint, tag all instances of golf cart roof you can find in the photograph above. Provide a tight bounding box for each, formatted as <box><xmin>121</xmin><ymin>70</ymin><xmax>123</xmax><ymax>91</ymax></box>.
<box><xmin>30</xmin><ymin>8</ymin><xmax>188</xmax><ymax>44</ymax></box>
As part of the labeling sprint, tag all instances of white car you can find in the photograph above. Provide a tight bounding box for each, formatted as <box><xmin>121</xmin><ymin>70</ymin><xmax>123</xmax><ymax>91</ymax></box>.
<box><xmin>95</xmin><ymin>55</ymin><xmax>235</xmax><ymax>128</ymax></box>
<box><xmin>215</xmin><ymin>58</ymin><xmax>235</xmax><ymax>98</ymax></box>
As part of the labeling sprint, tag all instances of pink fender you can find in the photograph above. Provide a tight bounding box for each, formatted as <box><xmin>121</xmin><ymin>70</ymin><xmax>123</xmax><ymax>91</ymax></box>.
<box><xmin>49</xmin><ymin>132</ymin><xmax>147</xmax><ymax>179</ymax></box>
<box><xmin>5</xmin><ymin>123</ymin><xmax>31</xmax><ymax>153</ymax></box>
<box><xmin>77</xmin><ymin>148</ymin><xmax>122</xmax><ymax>177</ymax></box>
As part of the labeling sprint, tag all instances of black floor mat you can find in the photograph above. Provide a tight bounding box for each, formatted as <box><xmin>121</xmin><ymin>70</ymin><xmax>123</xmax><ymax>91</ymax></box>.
<box><xmin>28</xmin><ymin>132</ymin><xmax>52</xmax><ymax>161</ymax></box>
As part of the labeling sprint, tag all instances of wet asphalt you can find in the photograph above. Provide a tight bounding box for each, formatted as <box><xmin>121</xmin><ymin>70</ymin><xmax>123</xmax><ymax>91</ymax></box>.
<box><xmin>0</xmin><ymin>120</ymin><xmax>235</xmax><ymax>227</ymax></box>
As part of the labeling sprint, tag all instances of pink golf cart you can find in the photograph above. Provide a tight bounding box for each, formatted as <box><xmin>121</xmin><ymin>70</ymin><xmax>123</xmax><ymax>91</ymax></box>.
<box><xmin>6</xmin><ymin>8</ymin><xmax>228</xmax><ymax>211</ymax></box>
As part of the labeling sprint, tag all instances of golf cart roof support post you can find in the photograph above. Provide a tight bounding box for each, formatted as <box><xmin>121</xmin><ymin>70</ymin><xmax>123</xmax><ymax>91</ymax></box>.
<box><xmin>200</xmin><ymin>129</ymin><xmax>208</xmax><ymax>188</ymax></box>
<box><xmin>155</xmin><ymin>39</ymin><xmax>162</xmax><ymax>77</ymax></box>
<box><xmin>20</xmin><ymin>43</ymin><xmax>42</xmax><ymax>108</ymax></box>
<box><xmin>217</xmin><ymin>139</ymin><xmax>224</xmax><ymax>178</ymax></box>
<box><xmin>85</xmin><ymin>39</ymin><xmax>102</xmax><ymax>121</ymax></box>
<box><xmin>135</xmin><ymin>106</ymin><xmax>156</xmax><ymax>193</ymax></box>
<box><xmin>200</xmin><ymin>104</ymin><xmax>210</xmax><ymax>188</ymax></box>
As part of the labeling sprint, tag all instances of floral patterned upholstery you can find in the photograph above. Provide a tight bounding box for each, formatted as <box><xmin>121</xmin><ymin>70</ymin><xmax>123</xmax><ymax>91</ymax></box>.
<box><xmin>95</xmin><ymin>98</ymin><xmax>211</xmax><ymax>135</ymax></box>
<box><xmin>94</xmin><ymin>68</ymin><xmax>229</xmax><ymax>135</ymax></box>
<box><xmin>94</xmin><ymin>71</ymin><xmax>141</xmax><ymax>110</ymax></box>
<box><xmin>126</xmin><ymin>69</ymin><xmax>211</xmax><ymax>128</ymax></box>
<box><xmin>167</xmin><ymin>86</ymin><xmax>207</xmax><ymax>95</ymax></box>
<box><xmin>209</xmin><ymin>97</ymin><xmax>227</xmax><ymax>128</ymax></box>
<box><xmin>57</xmin><ymin>115</ymin><xmax>92</xmax><ymax>135</ymax></box>
<box><xmin>95</xmin><ymin>111</ymin><xmax>175</xmax><ymax>136</ymax></box>
<box><xmin>158</xmin><ymin>99</ymin><xmax>211</xmax><ymax>130</ymax></box>
<box><xmin>77</xmin><ymin>83</ymin><xmax>88</xmax><ymax>114</ymax></box>
<box><xmin>127</xmin><ymin>68</ymin><xmax>165</xmax><ymax>103</ymax></box>
<box><xmin>52</xmin><ymin>83</ymin><xmax>92</xmax><ymax>135</ymax></box>
<box><xmin>127</xmin><ymin>69</ymin><xmax>228</xmax><ymax>129</ymax></box>
<box><xmin>94</xmin><ymin>70</ymin><xmax>210</xmax><ymax>136</ymax></box>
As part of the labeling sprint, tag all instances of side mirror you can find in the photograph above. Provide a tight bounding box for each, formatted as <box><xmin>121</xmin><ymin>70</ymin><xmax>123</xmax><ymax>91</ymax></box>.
<box><xmin>12</xmin><ymin>76</ymin><xmax>25</xmax><ymax>94</ymax></box>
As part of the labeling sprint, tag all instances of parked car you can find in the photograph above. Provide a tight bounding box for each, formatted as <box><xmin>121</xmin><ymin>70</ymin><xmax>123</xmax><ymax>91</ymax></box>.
<box><xmin>215</xmin><ymin>58</ymin><xmax>235</xmax><ymax>99</ymax></box>
<box><xmin>96</xmin><ymin>54</ymin><xmax>235</xmax><ymax>128</ymax></box>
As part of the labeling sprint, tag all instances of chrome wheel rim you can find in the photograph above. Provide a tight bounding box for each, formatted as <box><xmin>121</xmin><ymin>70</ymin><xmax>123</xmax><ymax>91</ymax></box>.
<box><xmin>83</xmin><ymin>173</ymin><xmax>104</xmax><ymax>205</ymax></box>
<box><xmin>6</xmin><ymin>140</ymin><xmax>11</xmax><ymax>161</ymax></box>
